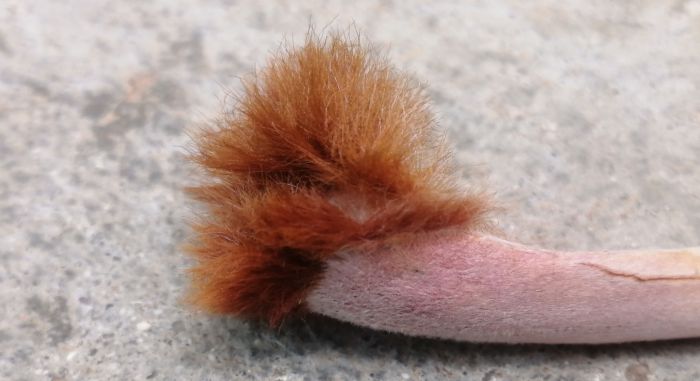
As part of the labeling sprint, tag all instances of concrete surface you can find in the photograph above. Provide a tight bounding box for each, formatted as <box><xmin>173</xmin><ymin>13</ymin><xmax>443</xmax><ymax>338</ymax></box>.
<box><xmin>1</xmin><ymin>1</ymin><xmax>699</xmax><ymax>380</ymax></box>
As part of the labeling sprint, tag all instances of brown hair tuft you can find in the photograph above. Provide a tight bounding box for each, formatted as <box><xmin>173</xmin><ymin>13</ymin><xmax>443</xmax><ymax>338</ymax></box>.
<box><xmin>186</xmin><ymin>31</ymin><xmax>490</xmax><ymax>325</ymax></box>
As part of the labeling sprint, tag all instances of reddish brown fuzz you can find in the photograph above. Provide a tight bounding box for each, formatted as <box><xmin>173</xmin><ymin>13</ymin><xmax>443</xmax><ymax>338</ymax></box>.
<box><xmin>186</xmin><ymin>32</ymin><xmax>489</xmax><ymax>325</ymax></box>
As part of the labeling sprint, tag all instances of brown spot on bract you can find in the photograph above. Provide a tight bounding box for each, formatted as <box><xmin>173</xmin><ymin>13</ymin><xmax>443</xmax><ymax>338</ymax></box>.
<box><xmin>186</xmin><ymin>30</ymin><xmax>490</xmax><ymax>325</ymax></box>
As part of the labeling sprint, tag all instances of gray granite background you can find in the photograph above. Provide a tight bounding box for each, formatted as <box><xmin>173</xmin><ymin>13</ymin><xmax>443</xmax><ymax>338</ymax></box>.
<box><xmin>2</xmin><ymin>1</ymin><xmax>699</xmax><ymax>380</ymax></box>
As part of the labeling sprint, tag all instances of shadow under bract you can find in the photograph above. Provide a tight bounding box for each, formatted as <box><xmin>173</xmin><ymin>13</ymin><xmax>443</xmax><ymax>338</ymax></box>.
<box><xmin>192</xmin><ymin>313</ymin><xmax>700</xmax><ymax>377</ymax></box>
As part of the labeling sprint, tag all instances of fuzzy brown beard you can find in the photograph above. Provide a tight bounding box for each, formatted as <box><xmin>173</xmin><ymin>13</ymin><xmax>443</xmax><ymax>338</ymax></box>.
<box><xmin>185</xmin><ymin>31</ymin><xmax>489</xmax><ymax>325</ymax></box>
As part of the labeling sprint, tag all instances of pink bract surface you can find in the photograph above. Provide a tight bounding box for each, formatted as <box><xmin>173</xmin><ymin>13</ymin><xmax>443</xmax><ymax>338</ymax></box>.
<box><xmin>308</xmin><ymin>232</ymin><xmax>700</xmax><ymax>343</ymax></box>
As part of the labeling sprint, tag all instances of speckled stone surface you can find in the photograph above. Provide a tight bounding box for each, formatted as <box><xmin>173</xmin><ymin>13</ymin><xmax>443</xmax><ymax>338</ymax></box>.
<box><xmin>2</xmin><ymin>1</ymin><xmax>699</xmax><ymax>380</ymax></box>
